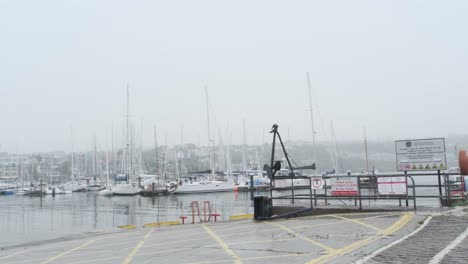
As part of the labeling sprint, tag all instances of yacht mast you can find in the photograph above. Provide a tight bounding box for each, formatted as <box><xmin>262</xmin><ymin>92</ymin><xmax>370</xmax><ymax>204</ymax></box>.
<box><xmin>226</xmin><ymin>127</ymin><xmax>232</xmax><ymax>180</ymax></box>
<box><xmin>306</xmin><ymin>72</ymin><xmax>318</xmax><ymax>175</ymax></box>
<box><xmin>112</xmin><ymin>122</ymin><xmax>116</xmax><ymax>176</ymax></box>
<box><xmin>163</xmin><ymin>135</ymin><xmax>167</xmax><ymax>180</ymax></box>
<box><xmin>154</xmin><ymin>126</ymin><xmax>158</xmax><ymax>175</ymax></box>
<box><xmin>106</xmin><ymin>150</ymin><xmax>110</xmax><ymax>186</ymax></box>
<box><xmin>242</xmin><ymin>119</ymin><xmax>247</xmax><ymax>174</ymax></box>
<box><xmin>126</xmin><ymin>85</ymin><xmax>131</xmax><ymax>183</ymax></box>
<box><xmin>330</xmin><ymin>121</ymin><xmax>343</xmax><ymax>173</ymax></box>
<box><xmin>70</xmin><ymin>124</ymin><xmax>74</xmax><ymax>180</ymax></box>
<box><xmin>205</xmin><ymin>86</ymin><xmax>214</xmax><ymax>180</ymax></box>
<box><xmin>364</xmin><ymin>126</ymin><xmax>369</xmax><ymax>174</ymax></box>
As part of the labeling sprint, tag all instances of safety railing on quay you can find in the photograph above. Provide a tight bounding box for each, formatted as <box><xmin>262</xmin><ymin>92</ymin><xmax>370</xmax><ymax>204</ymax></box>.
<box><xmin>266</xmin><ymin>171</ymin><xmax>465</xmax><ymax>211</ymax></box>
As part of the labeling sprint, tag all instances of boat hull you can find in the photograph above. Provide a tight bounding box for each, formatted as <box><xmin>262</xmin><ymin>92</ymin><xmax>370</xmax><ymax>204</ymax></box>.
<box><xmin>112</xmin><ymin>184</ymin><xmax>140</xmax><ymax>196</ymax></box>
<box><xmin>99</xmin><ymin>189</ymin><xmax>113</xmax><ymax>196</ymax></box>
<box><xmin>172</xmin><ymin>181</ymin><xmax>235</xmax><ymax>194</ymax></box>
<box><xmin>87</xmin><ymin>185</ymin><xmax>104</xmax><ymax>191</ymax></box>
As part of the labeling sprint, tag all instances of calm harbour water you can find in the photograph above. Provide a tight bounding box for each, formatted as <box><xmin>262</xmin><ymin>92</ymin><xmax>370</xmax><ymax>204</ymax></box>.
<box><xmin>0</xmin><ymin>191</ymin><xmax>256</xmax><ymax>248</ymax></box>
<box><xmin>0</xmin><ymin>175</ymin><xmax>452</xmax><ymax>248</ymax></box>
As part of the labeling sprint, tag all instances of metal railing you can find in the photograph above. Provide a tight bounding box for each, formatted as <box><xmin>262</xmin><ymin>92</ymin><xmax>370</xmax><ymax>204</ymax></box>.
<box><xmin>266</xmin><ymin>171</ymin><xmax>465</xmax><ymax>211</ymax></box>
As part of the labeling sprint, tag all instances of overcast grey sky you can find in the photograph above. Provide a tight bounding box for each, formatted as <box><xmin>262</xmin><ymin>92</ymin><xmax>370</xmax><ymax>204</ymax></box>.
<box><xmin>1</xmin><ymin>0</ymin><xmax>468</xmax><ymax>153</ymax></box>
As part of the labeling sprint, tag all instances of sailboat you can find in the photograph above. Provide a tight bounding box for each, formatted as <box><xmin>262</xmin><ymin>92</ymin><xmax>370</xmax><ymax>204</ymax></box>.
<box><xmin>113</xmin><ymin>86</ymin><xmax>141</xmax><ymax>196</ymax></box>
<box><xmin>170</xmin><ymin>87</ymin><xmax>235</xmax><ymax>194</ymax></box>
<box><xmin>87</xmin><ymin>137</ymin><xmax>105</xmax><ymax>191</ymax></box>
<box><xmin>99</xmin><ymin>150</ymin><xmax>113</xmax><ymax>196</ymax></box>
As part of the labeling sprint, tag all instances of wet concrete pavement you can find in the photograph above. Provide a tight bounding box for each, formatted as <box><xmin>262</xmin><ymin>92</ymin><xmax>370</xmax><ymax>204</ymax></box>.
<box><xmin>0</xmin><ymin>210</ymin><xmax>424</xmax><ymax>264</ymax></box>
<box><xmin>363</xmin><ymin>208</ymin><xmax>468</xmax><ymax>264</ymax></box>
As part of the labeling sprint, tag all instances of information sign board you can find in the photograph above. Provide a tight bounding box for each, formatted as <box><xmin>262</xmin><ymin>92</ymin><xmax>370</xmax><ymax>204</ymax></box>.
<box><xmin>395</xmin><ymin>138</ymin><xmax>446</xmax><ymax>171</ymax></box>
<box><xmin>331</xmin><ymin>177</ymin><xmax>358</xmax><ymax>196</ymax></box>
<box><xmin>377</xmin><ymin>176</ymin><xmax>407</xmax><ymax>195</ymax></box>
<box><xmin>275</xmin><ymin>179</ymin><xmax>286</xmax><ymax>188</ymax></box>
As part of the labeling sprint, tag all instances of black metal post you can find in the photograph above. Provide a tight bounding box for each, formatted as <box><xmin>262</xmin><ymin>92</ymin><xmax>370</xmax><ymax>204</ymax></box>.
<box><xmin>446</xmin><ymin>174</ymin><xmax>451</xmax><ymax>205</ymax></box>
<box><xmin>404</xmin><ymin>171</ymin><xmax>409</xmax><ymax>207</ymax></box>
<box><xmin>437</xmin><ymin>169</ymin><xmax>443</xmax><ymax>206</ymax></box>
<box><xmin>309</xmin><ymin>178</ymin><xmax>313</xmax><ymax>208</ymax></box>
<box><xmin>314</xmin><ymin>189</ymin><xmax>317</xmax><ymax>206</ymax></box>
<box><xmin>357</xmin><ymin>176</ymin><xmax>362</xmax><ymax>210</ymax></box>
<box><xmin>276</xmin><ymin>131</ymin><xmax>295</xmax><ymax>204</ymax></box>
<box><xmin>250</xmin><ymin>174</ymin><xmax>254</xmax><ymax>201</ymax></box>
<box><xmin>324</xmin><ymin>181</ymin><xmax>328</xmax><ymax>205</ymax></box>
<box><xmin>269</xmin><ymin>126</ymin><xmax>277</xmax><ymax>201</ymax></box>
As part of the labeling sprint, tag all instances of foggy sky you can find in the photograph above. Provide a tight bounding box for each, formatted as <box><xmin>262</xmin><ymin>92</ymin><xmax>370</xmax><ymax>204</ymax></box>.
<box><xmin>1</xmin><ymin>0</ymin><xmax>468</xmax><ymax>153</ymax></box>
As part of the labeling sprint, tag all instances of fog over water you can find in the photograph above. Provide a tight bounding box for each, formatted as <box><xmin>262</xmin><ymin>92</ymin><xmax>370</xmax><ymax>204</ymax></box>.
<box><xmin>1</xmin><ymin>1</ymin><xmax>468</xmax><ymax>153</ymax></box>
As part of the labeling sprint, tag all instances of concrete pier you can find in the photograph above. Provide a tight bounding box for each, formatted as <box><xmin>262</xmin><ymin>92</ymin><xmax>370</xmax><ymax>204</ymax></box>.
<box><xmin>1</xmin><ymin>208</ymin><xmax>467</xmax><ymax>264</ymax></box>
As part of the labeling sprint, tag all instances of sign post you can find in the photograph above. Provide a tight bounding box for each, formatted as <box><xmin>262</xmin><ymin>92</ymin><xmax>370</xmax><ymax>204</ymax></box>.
<box><xmin>311</xmin><ymin>177</ymin><xmax>325</xmax><ymax>190</ymax></box>
<box><xmin>396</xmin><ymin>138</ymin><xmax>447</xmax><ymax>205</ymax></box>
<box><xmin>395</xmin><ymin>138</ymin><xmax>447</xmax><ymax>171</ymax></box>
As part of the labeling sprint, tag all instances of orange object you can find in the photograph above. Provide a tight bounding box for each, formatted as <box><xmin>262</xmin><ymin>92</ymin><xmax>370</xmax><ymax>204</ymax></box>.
<box><xmin>459</xmin><ymin>150</ymin><xmax>468</xmax><ymax>175</ymax></box>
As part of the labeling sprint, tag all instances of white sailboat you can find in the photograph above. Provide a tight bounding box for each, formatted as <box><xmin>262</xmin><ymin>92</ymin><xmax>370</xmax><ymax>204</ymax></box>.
<box><xmin>172</xmin><ymin>179</ymin><xmax>235</xmax><ymax>194</ymax></box>
<box><xmin>113</xmin><ymin>86</ymin><xmax>141</xmax><ymax>196</ymax></box>
<box><xmin>87</xmin><ymin>137</ymin><xmax>105</xmax><ymax>191</ymax></box>
<box><xmin>45</xmin><ymin>186</ymin><xmax>72</xmax><ymax>195</ymax></box>
<box><xmin>99</xmin><ymin>150</ymin><xmax>113</xmax><ymax>196</ymax></box>
<box><xmin>170</xmin><ymin>87</ymin><xmax>235</xmax><ymax>194</ymax></box>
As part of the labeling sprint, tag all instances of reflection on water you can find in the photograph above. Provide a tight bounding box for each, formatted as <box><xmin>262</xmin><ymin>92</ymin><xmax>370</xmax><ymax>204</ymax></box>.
<box><xmin>0</xmin><ymin>192</ymin><xmax>255</xmax><ymax>248</ymax></box>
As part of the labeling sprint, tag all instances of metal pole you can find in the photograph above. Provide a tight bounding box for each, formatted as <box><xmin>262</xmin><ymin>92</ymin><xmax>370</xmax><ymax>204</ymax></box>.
<box><xmin>446</xmin><ymin>174</ymin><xmax>451</xmax><ymax>205</ymax></box>
<box><xmin>276</xmin><ymin>131</ymin><xmax>295</xmax><ymax>204</ymax></box>
<box><xmin>437</xmin><ymin>169</ymin><xmax>443</xmax><ymax>206</ymax></box>
<box><xmin>250</xmin><ymin>174</ymin><xmax>254</xmax><ymax>201</ymax></box>
<box><xmin>408</xmin><ymin>176</ymin><xmax>417</xmax><ymax>210</ymax></box>
<box><xmin>306</xmin><ymin>72</ymin><xmax>318</xmax><ymax>176</ymax></box>
<box><xmin>357</xmin><ymin>176</ymin><xmax>362</xmax><ymax>210</ymax></box>
<box><xmin>314</xmin><ymin>189</ymin><xmax>317</xmax><ymax>206</ymax></box>
<box><xmin>324</xmin><ymin>186</ymin><xmax>328</xmax><ymax>205</ymax></box>
<box><xmin>309</xmin><ymin>178</ymin><xmax>313</xmax><ymax>208</ymax></box>
<box><xmin>404</xmin><ymin>171</ymin><xmax>409</xmax><ymax>207</ymax></box>
<box><xmin>269</xmin><ymin>127</ymin><xmax>277</xmax><ymax>202</ymax></box>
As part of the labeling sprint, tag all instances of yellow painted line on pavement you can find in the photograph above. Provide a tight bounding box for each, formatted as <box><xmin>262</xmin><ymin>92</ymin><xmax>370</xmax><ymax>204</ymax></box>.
<box><xmin>305</xmin><ymin>213</ymin><xmax>413</xmax><ymax>264</ymax></box>
<box><xmin>118</xmin><ymin>224</ymin><xmax>136</xmax><ymax>229</ymax></box>
<box><xmin>329</xmin><ymin>215</ymin><xmax>382</xmax><ymax>232</ymax></box>
<box><xmin>40</xmin><ymin>239</ymin><xmax>96</xmax><ymax>264</ymax></box>
<box><xmin>202</xmin><ymin>224</ymin><xmax>242</xmax><ymax>264</ymax></box>
<box><xmin>266</xmin><ymin>221</ymin><xmax>334</xmax><ymax>252</ymax></box>
<box><xmin>122</xmin><ymin>228</ymin><xmax>154</xmax><ymax>264</ymax></box>
<box><xmin>143</xmin><ymin>221</ymin><xmax>180</xmax><ymax>228</ymax></box>
<box><xmin>228</xmin><ymin>214</ymin><xmax>253</xmax><ymax>220</ymax></box>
